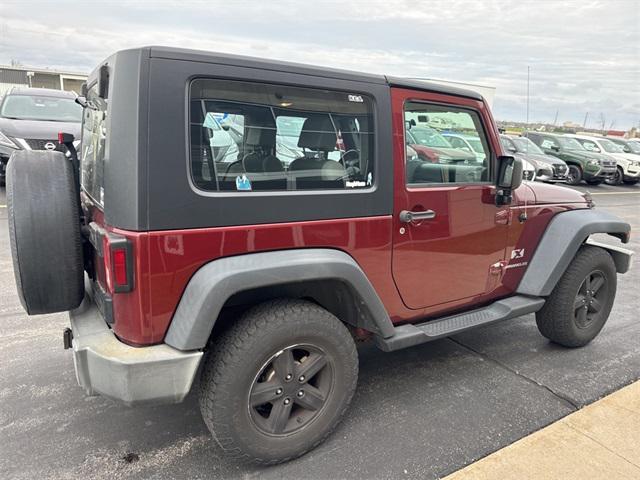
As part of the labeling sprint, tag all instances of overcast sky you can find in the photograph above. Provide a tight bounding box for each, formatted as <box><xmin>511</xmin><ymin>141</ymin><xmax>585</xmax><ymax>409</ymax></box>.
<box><xmin>1</xmin><ymin>0</ymin><xmax>638</xmax><ymax>129</ymax></box>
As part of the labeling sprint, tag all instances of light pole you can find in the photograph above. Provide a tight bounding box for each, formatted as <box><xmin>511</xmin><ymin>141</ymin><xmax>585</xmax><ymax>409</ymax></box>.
<box><xmin>526</xmin><ymin>66</ymin><xmax>530</xmax><ymax>129</ymax></box>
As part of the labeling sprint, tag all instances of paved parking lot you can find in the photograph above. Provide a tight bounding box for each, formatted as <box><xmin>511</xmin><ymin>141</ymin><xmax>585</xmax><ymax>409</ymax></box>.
<box><xmin>1</xmin><ymin>183</ymin><xmax>638</xmax><ymax>480</ymax></box>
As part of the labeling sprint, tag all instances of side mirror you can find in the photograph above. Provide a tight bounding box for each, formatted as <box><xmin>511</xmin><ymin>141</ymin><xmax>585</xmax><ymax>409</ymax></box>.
<box><xmin>496</xmin><ymin>155</ymin><xmax>522</xmax><ymax>206</ymax></box>
<box><xmin>550</xmin><ymin>144</ymin><xmax>560</xmax><ymax>152</ymax></box>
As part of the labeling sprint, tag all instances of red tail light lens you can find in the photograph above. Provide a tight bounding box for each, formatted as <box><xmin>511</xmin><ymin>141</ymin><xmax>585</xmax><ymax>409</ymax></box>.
<box><xmin>112</xmin><ymin>249</ymin><xmax>128</xmax><ymax>287</ymax></box>
<box><xmin>101</xmin><ymin>233</ymin><xmax>133</xmax><ymax>294</ymax></box>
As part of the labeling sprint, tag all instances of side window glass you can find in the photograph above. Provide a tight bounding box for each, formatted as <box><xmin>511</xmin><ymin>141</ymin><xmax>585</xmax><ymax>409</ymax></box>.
<box><xmin>189</xmin><ymin>79</ymin><xmax>375</xmax><ymax>192</ymax></box>
<box><xmin>541</xmin><ymin>139</ymin><xmax>556</xmax><ymax>149</ymax></box>
<box><xmin>404</xmin><ymin>102</ymin><xmax>490</xmax><ymax>185</ymax></box>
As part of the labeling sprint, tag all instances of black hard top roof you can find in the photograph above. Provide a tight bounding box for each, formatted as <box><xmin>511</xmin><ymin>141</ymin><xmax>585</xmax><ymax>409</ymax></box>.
<box><xmin>148</xmin><ymin>46</ymin><xmax>484</xmax><ymax>101</ymax></box>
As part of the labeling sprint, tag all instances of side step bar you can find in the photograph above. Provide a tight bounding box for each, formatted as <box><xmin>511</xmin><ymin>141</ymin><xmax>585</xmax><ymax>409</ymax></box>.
<box><xmin>375</xmin><ymin>295</ymin><xmax>545</xmax><ymax>352</ymax></box>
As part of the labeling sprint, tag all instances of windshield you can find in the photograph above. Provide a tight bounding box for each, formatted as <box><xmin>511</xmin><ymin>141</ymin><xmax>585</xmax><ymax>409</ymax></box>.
<box><xmin>408</xmin><ymin>127</ymin><xmax>452</xmax><ymax>148</ymax></box>
<box><xmin>0</xmin><ymin>94</ymin><xmax>82</xmax><ymax>122</ymax></box>
<box><xmin>623</xmin><ymin>141</ymin><xmax>640</xmax><ymax>154</ymax></box>
<box><xmin>512</xmin><ymin>137</ymin><xmax>544</xmax><ymax>155</ymax></box>
<box><xmin>556</xmin><ymin>136</ymin><xmax>585</xmax><ymax>150</ymax></box>
<box><xmin>598</xmin><ymin>138</ymin><xmax>624</xmax><ymax>153</ymax></box>
<box><xmin>466</xmin><ymin>137</ymin><xmax>484</xmax><ymax>153</ymax></box>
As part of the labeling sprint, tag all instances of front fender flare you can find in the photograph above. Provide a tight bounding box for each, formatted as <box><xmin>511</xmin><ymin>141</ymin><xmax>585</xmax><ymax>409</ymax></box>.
<box><xmin>164</xmin><ymin>249</ymin><xmax>395</xmax><ymax>351</ymax></box>
<box><xmin>517</xmin><ymin>209</ymin><xmax>631</xmax><ymax>297</ymax></box>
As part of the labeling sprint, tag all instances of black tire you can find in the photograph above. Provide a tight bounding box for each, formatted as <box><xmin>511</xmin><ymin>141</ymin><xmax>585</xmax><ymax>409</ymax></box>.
<box><xmin>7</xmin><ymin>150</ymin><xmax>84</xmax><ymax>314</ymax></box>
<box><xmin>536</xmin><ymin>246</ymin><xmax>616</xmax><ymax>348</ymax></box>
<box><xmin>566</xmin><ymin>164</ymin><xmax>582</xmax><ymax>185</ymax></box>
<box><xmin>622</xmin><ymin>178</ymin><xmax>639</xmax><ymax>185</ymax></box>
<box><xmin>604</xmin><ymin>167</ymin><xmax>624</xmax><ymax>186</ymax></box>
<box><xmin>199</xmin><ymin>299</ymin><xmax>358</xmax><ymax>464</ymax></box>
<box><xmin>585</xmin><ymin>179</ymin><xmax>603</xmax><ymax>186</ymax></box>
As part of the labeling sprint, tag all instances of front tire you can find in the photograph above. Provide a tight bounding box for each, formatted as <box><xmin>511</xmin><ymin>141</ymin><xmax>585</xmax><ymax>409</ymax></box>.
<box><xmin>199</xmin><ymin>299</ymin><xmax>358</xmax><ymax>464</ymax></box>
<box><xmin>605</xmin><ymin>167</ymin><xmax>624</xmax><ymax>186</ymax></box>
<box><xmin>536</xmin><ymin>246</ymin><xmax>616</xmax><ymax>348</ymax></box>
<box><xmin>566</xmin><ymin>165</ymin><xmax>582</xmax><ymax>185</ymax></box>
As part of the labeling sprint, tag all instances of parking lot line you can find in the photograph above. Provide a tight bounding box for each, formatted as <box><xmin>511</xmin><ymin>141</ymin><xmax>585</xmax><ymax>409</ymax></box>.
<box><xmin>589</xmin><ymin>191</ymin><xmax>640</xmax><ymax>195</ymax></box>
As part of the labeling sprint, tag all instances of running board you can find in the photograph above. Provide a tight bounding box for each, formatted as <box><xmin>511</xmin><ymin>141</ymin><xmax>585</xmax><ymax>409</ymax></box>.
<box><xmin>375</xmin><ymin>295</ymin><xmax>545</xmax><ymax>352</ymax></box>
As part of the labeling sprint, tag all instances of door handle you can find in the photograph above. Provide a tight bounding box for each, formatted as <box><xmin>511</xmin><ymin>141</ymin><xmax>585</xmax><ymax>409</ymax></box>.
<box><xmin>399</xmin><ymin>209</ymin><xmax>436</xmax><ymax>223</ymax></box>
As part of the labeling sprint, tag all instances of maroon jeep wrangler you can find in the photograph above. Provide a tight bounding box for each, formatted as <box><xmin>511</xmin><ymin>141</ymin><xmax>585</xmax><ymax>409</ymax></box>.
<box><xmin>7</xmin><ymin>47</ymin><xmax>632</xmax><ymax>464</ymax></box>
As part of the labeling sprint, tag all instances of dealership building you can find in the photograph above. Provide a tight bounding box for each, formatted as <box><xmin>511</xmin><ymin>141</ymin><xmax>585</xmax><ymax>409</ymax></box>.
<box><xmin>0</xmin><ymin>64</ymin><xmax>87</xmax><ymax>97</ymax></box>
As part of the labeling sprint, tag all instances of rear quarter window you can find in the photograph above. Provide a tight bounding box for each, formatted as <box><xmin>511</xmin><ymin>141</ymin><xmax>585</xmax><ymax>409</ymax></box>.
<box><xmin>80</xmin><ymin>85</ymin><xmax>107</xmax><ymax>205</ymax></box>
<box><xmin>189</xmin><ymin>79</ymin><xmax>375</xmax><ymax>192</ymax></box>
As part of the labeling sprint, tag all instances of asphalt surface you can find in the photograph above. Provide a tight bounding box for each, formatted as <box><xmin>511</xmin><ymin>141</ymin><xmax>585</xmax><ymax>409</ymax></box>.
<box><xmin>1</xmin><ymin>182</ymin><xmax>639</xmax><ymax>480</ymax></box>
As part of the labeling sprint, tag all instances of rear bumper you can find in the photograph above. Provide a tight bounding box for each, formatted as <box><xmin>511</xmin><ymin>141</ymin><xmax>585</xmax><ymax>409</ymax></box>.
<box><xmin>69</xmin><ymin>294</ymin><xmax>202</xmax><ymax>406</ymax></box>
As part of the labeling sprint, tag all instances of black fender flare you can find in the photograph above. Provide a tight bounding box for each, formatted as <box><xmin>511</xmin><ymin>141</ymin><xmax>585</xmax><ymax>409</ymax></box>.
<box><xmin>517</xmin><ymin>209</ymin><xmax>631</xmax><ymax>297</ymax></box>
<box><xmin>164</xmin><ymin>248</ymin><xmax>395</xmax><ymax>350</ymax></box>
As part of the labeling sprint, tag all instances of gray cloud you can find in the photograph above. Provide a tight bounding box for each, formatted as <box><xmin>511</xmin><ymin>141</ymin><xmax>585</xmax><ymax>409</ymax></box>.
<box><xmin>0</xmin><ymin>0</ymin><xmax>638</xmax><ymax>128</ymax></box>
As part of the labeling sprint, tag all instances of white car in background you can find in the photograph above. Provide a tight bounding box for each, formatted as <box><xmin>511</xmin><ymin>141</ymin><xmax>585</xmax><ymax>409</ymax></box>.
<box><xmin>565</xmin><ymin>134</ymin><xmax>640</xmax><ymax>185</ymax></box>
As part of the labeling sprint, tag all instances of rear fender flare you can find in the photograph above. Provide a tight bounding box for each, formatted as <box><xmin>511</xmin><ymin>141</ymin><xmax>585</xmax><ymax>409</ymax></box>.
<box><xmin>164</xmin><ymin>248</ymin><xmax>395</xmax><ymax>351</ymax></box>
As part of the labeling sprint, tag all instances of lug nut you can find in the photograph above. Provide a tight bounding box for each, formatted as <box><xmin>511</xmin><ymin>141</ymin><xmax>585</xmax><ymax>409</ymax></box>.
<box><xmin>276</xmin><ymin>388</ymin><xmax>283</xmax><ymax>395</ymax></box>
<box><xmin>297</xmin><ymin>390</ymin><xmax>304</xmax><ymax>398</ymax></box>
<box><xmin>298</xmin><ymin>375</ymin><xmax>305</xmax><ymax>382</ymax></box>
<box><xmin>284</xmin><ymin>398</ymin><xmax>291</xmax><ymax>405</ymax></box>
<box><xmin>285</xmin><ymin>374</ymin><xmax>293</xmax><ymax>381</ymax></box>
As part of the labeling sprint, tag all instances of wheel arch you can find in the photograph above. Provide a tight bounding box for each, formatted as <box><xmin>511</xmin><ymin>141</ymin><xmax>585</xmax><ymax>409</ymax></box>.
<box><xmin>517</xmin><ymin>209</ymin><xmax>632</xmax><ymax>297</ymax></box>
<box><xmin>164</xmin><ymin>249</ymin><xmax>395</xmax><ymax>351</ymax></box>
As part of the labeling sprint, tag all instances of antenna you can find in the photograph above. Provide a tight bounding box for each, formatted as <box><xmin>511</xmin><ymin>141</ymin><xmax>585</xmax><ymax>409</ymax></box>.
<box><xmin>553</xmin><ymin>110</ymin><xmax>558</xmax><ymax>126</ymax></box>
<box><xmin>583</xmin><ymin>112</ymin><xmax>589</xmax><ymax>129</ymax></box>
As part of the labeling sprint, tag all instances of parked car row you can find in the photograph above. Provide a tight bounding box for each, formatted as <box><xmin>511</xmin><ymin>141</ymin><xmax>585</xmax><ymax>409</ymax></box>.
<box><xmin>401</xmin><ymin>121</ymin><xmax>639</xmax><ymax>187</ymax></box>
<box><xmin>521</xmin><ymin>131</ymin><xmax>640</xmax><ymax>186</ymax></box>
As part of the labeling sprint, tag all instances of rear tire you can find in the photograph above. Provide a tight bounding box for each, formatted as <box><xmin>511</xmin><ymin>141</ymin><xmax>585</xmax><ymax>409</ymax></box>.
<box><xmin>622</xmin><ymin>178</ymin><xmax>639</xmax><ymax>185</ymax></box>
<box><xmin>199</xmin><ymin>299</ymin><xmax>358</xmax><ymax>464</ymax></box>
<box><xmin>7</xmin><ymin>150</ymin><xmax>84</xmax><ymax>314</ymax></box>
<box><xmin>585</xmin><ymin>179</ymin><xmax>603</xmax><ymax>186</ymax></box>
<box><xmin>536</xmin><ymin>246</ymin><xmax>616</xmax><ymax>348</ymax></box>
<box><xmin>566</xmin><ymin>165</ymin><xmax>582</xmax><ymax>185</ymax></box>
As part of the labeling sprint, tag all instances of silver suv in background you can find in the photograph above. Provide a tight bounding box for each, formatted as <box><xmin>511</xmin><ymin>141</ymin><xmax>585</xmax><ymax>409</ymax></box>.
<box><xmin>500</xmin><ymin>134</ymin><xmax>568</xmax><ymax>183</ymax></box>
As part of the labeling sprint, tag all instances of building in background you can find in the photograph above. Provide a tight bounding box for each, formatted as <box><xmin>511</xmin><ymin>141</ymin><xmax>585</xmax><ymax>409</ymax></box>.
<box><xmin>0</xmin><ymin>65</ymin><xmax>87</xmax><ymax>97</ymax></box>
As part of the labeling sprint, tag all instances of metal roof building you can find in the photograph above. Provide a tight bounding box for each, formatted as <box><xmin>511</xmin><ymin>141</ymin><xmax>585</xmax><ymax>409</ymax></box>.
<box><xmin>0</xmin><ymin>65</ymin><xmax>87</xmax><ymax>97</ymax></box>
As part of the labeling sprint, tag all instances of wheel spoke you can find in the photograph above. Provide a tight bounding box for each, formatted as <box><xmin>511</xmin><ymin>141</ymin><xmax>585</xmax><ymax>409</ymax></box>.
<box><xmin>250</xmin><ymin>381</ymin><xmax>281</xmax><ymax>407</ymax></box>
<box><xmin>295</xmin><ymin>385</ymin><xmax>325</xmax><ymax>411</ymax></box>
<box><xmin>297</xmin><ymin>352</ymin><xmax>327</xmax><ymax>381</ymax></box>
<box><xmin>589</xmin><ymin>297</ymin><xmax>603</xmax><ymax>313</ymax></box>
<box><xmin>576</xmin><ymin>306</ymin><xmax>588</xmax><ymax>326</ymax></box>
<box><xmin>574</xmin><ymin>294</ymin><xmax>586</xmax><ymax>311</ymax></box>
<box><xmin>584</xmin><ymin>275</ymin><xmax>591</xmax><ymax>291</ymax></box>
<box><xmin>266</xmin><ymin>399</ymin><xmax>293</xmax><ymax>434</ymax></box>
<box><xmin>591</xmin><ymin>275</ymin><xmax>605</xmax><ymax>294</ymax></box>
<box><xmin>273</xmin><ymin>349</ymin><xmax>295</xmax><ymax>379</ymax></box>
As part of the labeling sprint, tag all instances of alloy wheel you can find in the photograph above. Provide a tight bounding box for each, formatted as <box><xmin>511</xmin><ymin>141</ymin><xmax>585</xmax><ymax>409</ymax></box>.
<box><xmin>573</xmin><ymin>270</ymin><xmax>608</xmax><ymax>329</ymax></box>
<box><xmin>248</xmin><ymin>344</ymin><xmax>334</xmax><ymax>436</ymax></box>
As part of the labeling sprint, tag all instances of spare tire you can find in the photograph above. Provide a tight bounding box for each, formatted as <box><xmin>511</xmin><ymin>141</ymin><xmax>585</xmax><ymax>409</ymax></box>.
<box><xmin>7</xmin><ymin>150</ymin><xmax>84</xmax><ymax>314</ymax></box>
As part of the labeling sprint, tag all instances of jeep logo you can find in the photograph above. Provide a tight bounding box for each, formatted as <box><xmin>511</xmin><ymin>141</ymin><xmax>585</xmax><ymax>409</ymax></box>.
<box><xmin>511</xmin><ymin>248</ymin><xmax>525</xmax><ymax>260</ymax></box>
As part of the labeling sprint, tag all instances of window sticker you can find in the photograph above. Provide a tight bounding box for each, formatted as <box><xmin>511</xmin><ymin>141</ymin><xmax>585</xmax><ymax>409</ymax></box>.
<box><xmin>348</xmin><ymin>94</ymin><xmax>364</xmax><ymax>103</ymax></box>
<box><xmin>235</xmin><ymin>174</ymin><xmax>252</xmax><ymax>191</ymax></box>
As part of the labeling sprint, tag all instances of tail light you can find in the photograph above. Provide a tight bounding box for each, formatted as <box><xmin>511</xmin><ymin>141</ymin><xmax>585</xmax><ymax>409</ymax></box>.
<box><xmin>103</xmin><ymin>233</ymin><xmax>134</xmax><ymax>294</ymax></box>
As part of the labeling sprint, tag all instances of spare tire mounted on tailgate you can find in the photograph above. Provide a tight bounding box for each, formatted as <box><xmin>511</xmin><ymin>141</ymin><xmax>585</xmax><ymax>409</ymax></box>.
<box><xmin>7</xmin><ymin>150</ymin><xmax>84</xmax><ymax>314</ymax></box>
